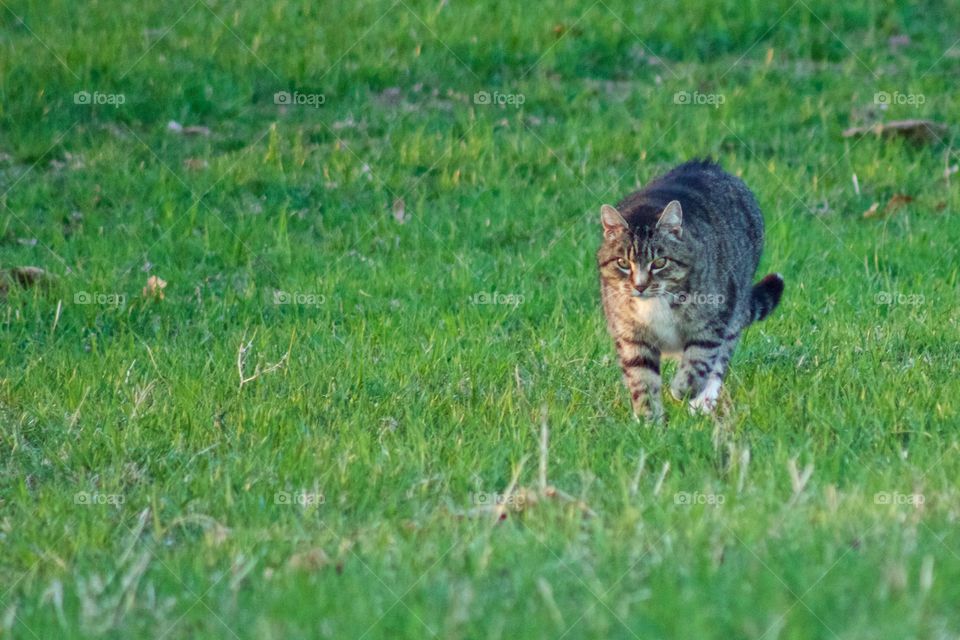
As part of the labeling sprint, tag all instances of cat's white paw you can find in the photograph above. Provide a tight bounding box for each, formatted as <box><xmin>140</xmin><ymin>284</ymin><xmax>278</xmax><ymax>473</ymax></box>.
<box><xmin>688</xmin><ymin>378</ymin><xmax>721</xmax><ymax>414</ymax></box>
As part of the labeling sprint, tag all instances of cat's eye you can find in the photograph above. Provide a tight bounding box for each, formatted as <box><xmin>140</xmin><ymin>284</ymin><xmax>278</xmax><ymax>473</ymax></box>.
<box><xmin>650</xmin><ymin>257</ymin><xmax>668</xmax><ymax>270</ymax></box>
<box><xmin>615</xmin><ymin>258</ymin><xmax>630</xmax><ymax>272</ymax></box>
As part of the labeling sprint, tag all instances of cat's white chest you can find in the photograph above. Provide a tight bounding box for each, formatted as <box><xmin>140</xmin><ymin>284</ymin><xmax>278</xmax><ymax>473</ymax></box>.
<box><xmin>632</xmin><ymin>296</ymin><xmax>683</xmax><ymax>358</ymax></box>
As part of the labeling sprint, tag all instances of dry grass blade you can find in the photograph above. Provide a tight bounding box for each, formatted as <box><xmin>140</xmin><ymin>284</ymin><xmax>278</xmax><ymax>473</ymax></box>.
<box><xmin>629</xmin><ymin>450</ymin><xmax>647</xmax><ymax>498</ymax></box>
<box><xmin>787</xmin><ymin>458</ymin><xmax>814</xmax><ymax>506</ymax></box>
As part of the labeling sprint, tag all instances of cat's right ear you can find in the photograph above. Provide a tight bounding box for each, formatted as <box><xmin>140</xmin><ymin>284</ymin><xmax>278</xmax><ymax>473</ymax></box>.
<box><xmin>656</xmin><ymin>200</ymin><xmax>683</xmax><ymax>239</ymax></box>
<box><xmin>600</xmin><ymin>204</ymin><xmax>628</xmax><ymax>239</ymax></box>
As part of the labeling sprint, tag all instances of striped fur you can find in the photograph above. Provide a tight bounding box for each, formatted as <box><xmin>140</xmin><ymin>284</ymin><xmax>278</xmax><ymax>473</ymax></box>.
<box><xmin>598</xmin><ymin>160</ymin><xmax>783</xmax><ymax>420</ymax></box>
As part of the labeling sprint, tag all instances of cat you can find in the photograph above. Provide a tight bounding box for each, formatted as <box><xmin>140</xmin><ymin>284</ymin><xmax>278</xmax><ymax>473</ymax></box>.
<box><xmin>597</xmin><ymin>159</ymin><xmax>783</xmax><ymax>421</ymax></box>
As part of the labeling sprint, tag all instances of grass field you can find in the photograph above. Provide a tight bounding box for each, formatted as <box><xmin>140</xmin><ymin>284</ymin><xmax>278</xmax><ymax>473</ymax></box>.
<box><xmin>2</xmin><ymin>1</ymin><xmax>960</xmax><ymax>638</ymax></box>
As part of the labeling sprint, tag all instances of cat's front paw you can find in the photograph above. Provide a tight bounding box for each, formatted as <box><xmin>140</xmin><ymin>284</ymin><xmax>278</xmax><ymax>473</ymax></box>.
<box><xmin>688</xmin><ymin>378</ymin><xmax>721</xmax><ymax>414</ymax></box>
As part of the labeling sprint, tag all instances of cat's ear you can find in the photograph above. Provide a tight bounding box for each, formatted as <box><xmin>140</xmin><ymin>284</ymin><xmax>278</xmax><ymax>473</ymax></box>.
<box><xmin>657</xmin><ymin>200</ymin><xmax>683</xmax><ymax>239</ymax></box>
<box><xmin>600</xmin><ymin>204</ymin><xmax>628</xmax><ymax>239</ymax></box>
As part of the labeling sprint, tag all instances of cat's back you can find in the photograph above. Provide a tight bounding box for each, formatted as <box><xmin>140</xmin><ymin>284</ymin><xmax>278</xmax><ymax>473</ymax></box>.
<box><xmin>617</xmin><ymin>159</ymin><xmax>764</xmax><ymax>258</ymax></box>
<box><xmin>619</xmin><ymin>160</ymin><xmax>760</xmax><ymax>226</ymax></box>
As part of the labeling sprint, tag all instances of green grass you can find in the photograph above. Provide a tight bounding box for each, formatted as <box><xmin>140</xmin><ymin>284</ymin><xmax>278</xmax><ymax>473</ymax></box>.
<box><xmin>2</xmin><ymin>0</ymin><xmax>960</xmax><ymax>637</ymax></box>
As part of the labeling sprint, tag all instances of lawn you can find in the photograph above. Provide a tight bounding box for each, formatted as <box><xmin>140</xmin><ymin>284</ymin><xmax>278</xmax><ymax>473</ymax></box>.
<box><xmin>2</xmin><ymin>0</ymin><xmax>959</xmax><ymax>638</ymax></box>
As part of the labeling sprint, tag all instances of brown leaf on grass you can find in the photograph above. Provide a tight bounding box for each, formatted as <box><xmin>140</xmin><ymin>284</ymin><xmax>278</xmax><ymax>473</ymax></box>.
<box><xmin>864</xmin><ymin>194</ymin><xmax>914</xmax><ymax>219</ymax></box>
<box><xmin>551</xmin><ymin>23</ymin><xmax>582</xmax><ymax>38</ymax></box>
<box><xmin>884</xmin><ymin>194</ymin><xmax>913</xmax><ymax>213</ymax></box>
<box><xmin>183</xmin><ymin>158</ymin><xmax>209</xmax><ymax>171</ymax></box>
<box><xmin>287</xmin><ymin>548</ymin><xmax>330</xmax><ymax>572</ymax></box>
<box><xmin>0</xmin><ymin>266</ymin><xmax>50</xmax><ymax>297</ymax></box>
<box><xmin>392</xmin><ymin>197</ymin><xmax>408</xmax><ymax>224</ymax></box>
<box><xmin>842</xmin><ymin>119</ymin><xmax>948</xmax><ymax>144</ymax></box>
<box><xmin>142</xmin><ymin>275</ymin><xmax>167</xmax><ymax>300</ymax></box>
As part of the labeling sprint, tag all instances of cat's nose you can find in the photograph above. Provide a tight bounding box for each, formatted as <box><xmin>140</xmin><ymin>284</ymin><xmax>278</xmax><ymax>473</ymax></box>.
<box><xmin>633</xmin><ymin>282</ymin><xmax>648</xmax><ymax>294</ymax></box>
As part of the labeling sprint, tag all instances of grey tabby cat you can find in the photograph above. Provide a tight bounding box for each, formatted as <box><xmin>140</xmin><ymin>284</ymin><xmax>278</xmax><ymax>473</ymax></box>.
<box><xmin>597</xmin><ymin>159</ymin><xmax>783</xmax><ymax>421</ymax></box>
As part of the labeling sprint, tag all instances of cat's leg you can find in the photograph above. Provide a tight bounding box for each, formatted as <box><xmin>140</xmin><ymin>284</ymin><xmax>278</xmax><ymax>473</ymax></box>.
<box><xmin>676</xmin><ymin>332</ymin><xmax>740</xmax><ymax>414</ymax></box>
<box><xmin>670</xmin><ymin>338</ymin><xmax>721</xmax><ymax>401</ymax></box>
<box><xmin>670</xmin><ymin>331</ymin><xmax>737</xmax><ymax>412</ymax></box>
<box><xmin>616</xmin><ymin>336</ymin><xmax>663</xmax><ymax>422</ymax></box>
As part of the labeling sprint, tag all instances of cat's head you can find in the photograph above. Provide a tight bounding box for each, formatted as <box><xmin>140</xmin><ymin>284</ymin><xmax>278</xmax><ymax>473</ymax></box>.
<box><xmin>597</xmin><ymin>201</ymin><xmax>690</xmax><ymax>299</ymax></box>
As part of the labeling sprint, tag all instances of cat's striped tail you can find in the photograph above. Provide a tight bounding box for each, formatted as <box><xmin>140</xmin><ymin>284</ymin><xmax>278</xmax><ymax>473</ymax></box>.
<box><xmin>750</xmin><ymin>273</ymin><xmax>784</xmax><ymax>323</ymax></box>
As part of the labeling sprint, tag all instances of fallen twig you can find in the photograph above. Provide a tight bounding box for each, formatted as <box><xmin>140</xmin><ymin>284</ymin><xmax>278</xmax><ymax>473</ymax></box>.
<box><xmin>237</xmin><ymin>330</ymin><xmax>292</xmax><ymax>389</ymax></box>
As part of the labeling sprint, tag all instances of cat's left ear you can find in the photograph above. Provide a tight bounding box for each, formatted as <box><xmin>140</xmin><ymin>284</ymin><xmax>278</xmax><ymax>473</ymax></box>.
<box><xmin>657</xmin><ymin>200</ymin><xmax>682</xmax><ymax>239</ymax></box>
<box><xmin>601</xmin><ymin>204</ymin><xmax>628</xmax><ymax>239</ymax></box>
